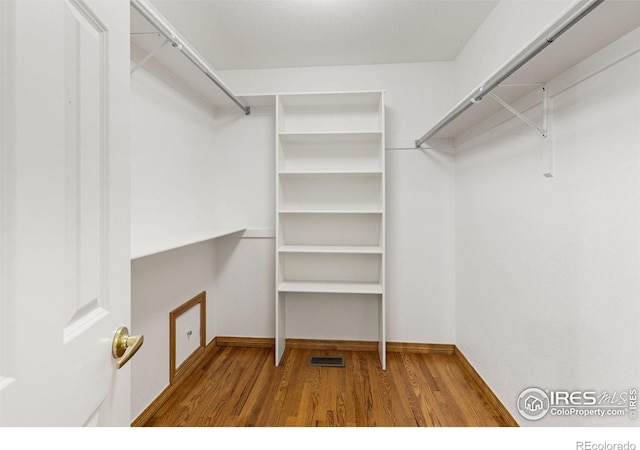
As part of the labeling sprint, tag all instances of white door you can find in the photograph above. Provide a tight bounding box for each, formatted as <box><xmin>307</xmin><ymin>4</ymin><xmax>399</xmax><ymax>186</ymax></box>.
<box><xmin>0</xmin><ymin>0</ymin><xmax>135</xmax><ymax>426</ymax></box>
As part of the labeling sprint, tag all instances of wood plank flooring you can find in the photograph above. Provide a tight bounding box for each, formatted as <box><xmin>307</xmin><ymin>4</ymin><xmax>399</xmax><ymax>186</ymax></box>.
<box><xmin>144</xmin><ymin>346</ymin><xmax>516</xmax><ymax>427</ymax></box>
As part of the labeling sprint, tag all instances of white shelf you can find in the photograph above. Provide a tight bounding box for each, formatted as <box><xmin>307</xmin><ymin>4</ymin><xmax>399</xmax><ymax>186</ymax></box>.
<box><xmin>279</xmin><ymin>170</ymin><xmax>382</xmax><ymax>176</ymax></box>
<box><xmin>279</xmin><ymin>245</ymin><xmax>382</xmax><ymax>254</ymax></box>
<box><xmin>278</xmin><ymin>209</ymin><xmax>383</xmax><ymax>214</ymax></box>
<box><xmin>278</xmin><ymin>131</ymin><xmax>383</xmax><ymax>138</ymax></box>
<box><xmin>131</xmin><ymin>227</ymin><xmax>246</xmax><ymax>260</ymax></box>
<box><xmin>278</xmin><ymin>281</ymin><xmax>382</xmax><ymax>295</ymax></box>
<box><xmin>278</xmin><ymin>91</ymin><xmax>383</xmax><ymax>108</ymax></box>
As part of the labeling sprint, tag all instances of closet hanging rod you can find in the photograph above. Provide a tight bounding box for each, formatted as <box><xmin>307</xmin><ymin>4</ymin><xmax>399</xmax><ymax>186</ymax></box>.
<box><xmin>415</xmin><ymin>0</ymin><xmax>603</xmax><ymax>147</ymax></box>
<box><xmin>131</xmin><ymin>0</ymin><xmax>250</xmax><ymax>115</ymax></box>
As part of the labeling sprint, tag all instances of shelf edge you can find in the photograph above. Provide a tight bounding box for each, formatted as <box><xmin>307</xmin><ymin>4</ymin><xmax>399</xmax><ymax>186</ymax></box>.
<box><xmin>131</xmin><ymin>227</ymin><xmax>246</xmax><ymax>260</ymax></box>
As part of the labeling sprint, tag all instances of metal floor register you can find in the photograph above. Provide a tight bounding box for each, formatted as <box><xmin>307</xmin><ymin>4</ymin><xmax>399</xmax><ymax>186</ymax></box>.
<box><xmin>308</xmin><ymin>356</ymin><xmax>346</xmax><ymax>367</ymax></box>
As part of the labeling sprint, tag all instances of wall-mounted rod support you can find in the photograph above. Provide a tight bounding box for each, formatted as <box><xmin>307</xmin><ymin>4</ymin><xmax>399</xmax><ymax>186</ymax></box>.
<box><xmin>131</xmin><ymin>0</ymin><xmax>250</xmax><ymax>115</ymax></box>
<box><xmin>415</xmin><ymin>0</ymin><xmax>603</xmax><ymax>147</ymax></box>
<box><xmin>489</xmin><ymin>85</ymin><xmax>553</xmax><ymax>177</ymax></box>
<box><xmin>487</xmin><ymin>88</ymin><xmax>547</xmax><ymax>137</ymax></box>
<box><xmin>130</xmin><ymin>37</ymin><xmax>169</xmax><ymax>75</ymax></box>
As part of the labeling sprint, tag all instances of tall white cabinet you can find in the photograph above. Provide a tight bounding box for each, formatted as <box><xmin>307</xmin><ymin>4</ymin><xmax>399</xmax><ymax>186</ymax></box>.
<box><xmin>275</xmin><ymin>91</ymin><xmax>386</xmax><ymax>369</ymax></box>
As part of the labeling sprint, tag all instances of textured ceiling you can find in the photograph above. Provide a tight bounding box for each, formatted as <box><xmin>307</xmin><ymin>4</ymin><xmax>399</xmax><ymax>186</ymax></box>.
<box><xmin>134</xmin><ymin>0</ymin><xmax>499</xmax><ymax>70</ymax></box>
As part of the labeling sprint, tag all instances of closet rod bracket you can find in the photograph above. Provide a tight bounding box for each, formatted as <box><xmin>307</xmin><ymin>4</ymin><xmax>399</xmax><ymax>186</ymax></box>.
<box><xmin>130</xmin><ymin>38</ymin><xmax>170</xmax><ymax>75</ymax></box>
<box><xmin>490</xmin><ymin>84</ymin><xmax>553</xmax><ymax>177</ymax></box>
<box><xmin>486</xmin><ymin>84</ymin><xmax>548</xmax><ymax>138</ymax></box>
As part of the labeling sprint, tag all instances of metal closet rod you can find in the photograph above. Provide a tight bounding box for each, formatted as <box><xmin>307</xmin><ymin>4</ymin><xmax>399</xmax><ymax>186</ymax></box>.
<box><xmin>415</xmin><ymin>0</ymin><xmax>604</xmax><ymax>147</ymax></box>
<box><xmin>130</xmin><ymin>0</ymin><xmax>250</xmax><ymax>115</ymax></box>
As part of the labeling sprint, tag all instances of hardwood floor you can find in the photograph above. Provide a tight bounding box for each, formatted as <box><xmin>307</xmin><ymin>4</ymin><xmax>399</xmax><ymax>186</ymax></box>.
<box><xmin>144</xmin><ymin>345</ymin><xmax>516</xmax><ymax>427</ymax></box>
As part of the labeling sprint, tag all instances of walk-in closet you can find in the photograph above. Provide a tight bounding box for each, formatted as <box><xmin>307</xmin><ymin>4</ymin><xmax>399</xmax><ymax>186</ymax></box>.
<box><xmin>2</xmin><ymin>0</ymin><xmax>639</xmax><ymax>441</ymax></box>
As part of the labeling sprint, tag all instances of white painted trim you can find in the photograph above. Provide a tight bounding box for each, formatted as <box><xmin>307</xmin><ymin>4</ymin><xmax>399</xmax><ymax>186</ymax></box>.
<box><xmin>387</xmin><ymin>137</ymin><xmax>454</xmax><ymax>152</ymax></box>
<box><xmin>254</xmin><ymin>89</ymin><xmax>386</xmax><ymax>98</ymax></box>
<box><xmin>0</xmin><ymin>0</ymin><xmax>15</xmax><ymax>384</ymax></box>
<box><xmin>242</xmin><ymin>228</ymin><xmax>275</xmax><ymax>239</ymax></box>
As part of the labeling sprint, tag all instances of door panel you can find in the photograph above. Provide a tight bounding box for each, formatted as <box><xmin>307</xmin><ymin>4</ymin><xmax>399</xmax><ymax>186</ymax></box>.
<box><xmin>0</xmin><ymin>0</ymin><xmax>131</xmax><ymax>426</ymax></box>
<box><xmin>63</xmin><ymin>0</ymin><xmax>109</xmax><ymax>342</ymax></box>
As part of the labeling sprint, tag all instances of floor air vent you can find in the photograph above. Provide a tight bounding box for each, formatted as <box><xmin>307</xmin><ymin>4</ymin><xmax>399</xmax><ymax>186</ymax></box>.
<box><xmin>308</xmin><ymin>356</ymin><xmax>345</xmax><ymax>367</ymax></box>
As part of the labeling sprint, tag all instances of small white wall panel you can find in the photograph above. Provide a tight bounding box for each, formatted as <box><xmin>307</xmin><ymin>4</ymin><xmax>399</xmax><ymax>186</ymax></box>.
<box><xmin>279</xmin><ymin>173</ymin><xmax>383</xmax><ymax>212</ymax></box>
<box><xmin>280</xmin><ymin>213</ymin><xmax>382</xmax><ymax>247</ymax></box>
<box><xmin>286</xmin><ymin>294</ymin><xmax>379</xmax><ymax>341</ymax></box>
<box><xmin>275</xmin><ymin>91</ymin><xmax>386</xmax><ymax>369</ymax></box>
<box><xmin>280</xmin><ymin>253</ymin><xmax>381</xmax><ymax>284</ymax></box>
<box><xmin>278</xmin><ymin>132</ymin><xmax>383</xmax><ymax>172</ymax></box>
<box><xmin>174</xmin><ymin>303</ymin><xmax>201</xmax><ymax>369</ymax></box>
<box><xmin>278</xmin><ymin>92</ymin><xmax>383</xmax><ymax>133</ymax></box>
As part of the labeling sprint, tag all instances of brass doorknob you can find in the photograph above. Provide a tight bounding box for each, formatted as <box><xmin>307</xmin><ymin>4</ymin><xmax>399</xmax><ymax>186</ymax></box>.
<box><xmin>112</xmin><ymin>326</ymin><xmax>144</xmax><ymax>369</ymax></box>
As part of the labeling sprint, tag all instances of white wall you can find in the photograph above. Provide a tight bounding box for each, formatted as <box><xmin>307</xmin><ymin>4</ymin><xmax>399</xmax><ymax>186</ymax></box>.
<box><xmin>455</xmin><ymin>29</ymin><xmax>640</xmax><ymax>426</ymax></box>
<box><xmin>130</xmin><ymin>68</ymin><xmax>217</xmax><ymax>243</ymax></box>
<box><xmin>131</xmin><ymin>241</ymin><xmax>218</xmax><ymax>419</ymax></box>
<box><xmin>219</xmin><ymin>62</ymin><xmax>454</xmax><ymax>149</ymax></box>
<box><xmin>214</xmin><ymin>62</ymin><xmax>457</xmax><ymax>343</ymax></box>
<box><xmin>130</xmin><ymin>67</ymin><xmax>223</xmax><ymax>418</ymax></box>
<box><xmin>130</xmin><ymin>60</ymin><xmax>458</xmax><ymax>417</ymax></box>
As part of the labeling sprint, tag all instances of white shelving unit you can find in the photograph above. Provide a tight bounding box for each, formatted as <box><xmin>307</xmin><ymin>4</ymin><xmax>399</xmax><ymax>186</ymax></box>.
<box><xmin>275</xmin><ymin>91</ymin><xmax>386</xmax><ymax>369</ymax></box>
